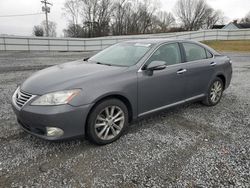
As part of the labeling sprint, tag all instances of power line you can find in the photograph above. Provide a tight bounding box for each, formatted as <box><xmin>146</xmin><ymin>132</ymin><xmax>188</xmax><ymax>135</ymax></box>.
<box><xmin>0</xmin><ymin>13</ymin><xmax>43</xmax><ymax>18</ymax></box>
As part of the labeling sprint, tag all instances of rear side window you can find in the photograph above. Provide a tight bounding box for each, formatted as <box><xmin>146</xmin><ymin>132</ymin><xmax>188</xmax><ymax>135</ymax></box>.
<box><xmin>183</xmin><ymin>43</ymin><xmax>207</xmax><ymax>62</ymax></box>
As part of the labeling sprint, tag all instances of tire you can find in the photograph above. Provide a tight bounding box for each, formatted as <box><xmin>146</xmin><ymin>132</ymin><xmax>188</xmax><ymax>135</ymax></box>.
<box><xmin>202</xmin><ymin>77</ymin><xmax>224</xmax><ymax>106</ymax></box>
<box><xmin>86</xmin><ymin>99</ymin><xmax>128</xmax><ymax>145</ymax></box>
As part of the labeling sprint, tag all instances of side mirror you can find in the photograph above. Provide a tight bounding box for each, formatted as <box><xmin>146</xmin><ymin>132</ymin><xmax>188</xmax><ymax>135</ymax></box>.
<box><xmin>146</xmin><ymin>61</ymin><xmax>166</xmax><ymax>71</ymax></box>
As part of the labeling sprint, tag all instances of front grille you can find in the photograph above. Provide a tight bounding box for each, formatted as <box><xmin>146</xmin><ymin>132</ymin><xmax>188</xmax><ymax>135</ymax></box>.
<box><xmin>13</xmin><ymin>88</ymin><xmax>35</xmax><ymax>109</ymax></box>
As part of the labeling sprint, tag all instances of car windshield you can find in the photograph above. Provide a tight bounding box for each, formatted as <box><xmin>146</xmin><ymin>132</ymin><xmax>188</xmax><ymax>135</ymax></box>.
<box><xmin>88</xmin><ymin>43</ymin><xmax>152</xmax><ymax>67</ymax></box>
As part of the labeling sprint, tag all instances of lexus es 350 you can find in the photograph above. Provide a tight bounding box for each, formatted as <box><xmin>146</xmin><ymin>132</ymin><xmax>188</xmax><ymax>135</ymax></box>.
<box><xmin>12</xmin><ymin>39</ymin><xmax>232</xmax><ymax>145</ymax></box>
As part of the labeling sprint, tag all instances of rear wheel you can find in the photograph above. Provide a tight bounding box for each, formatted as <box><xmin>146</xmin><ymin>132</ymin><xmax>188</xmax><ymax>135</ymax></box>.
<box><xmin>86</xmin><ymin>99</ymin><xmax>128</xmax><ymax>145</ymax></box>
<box><xmin>203</xmin><ymin>77</ymin><xmax>224</xmax><ymax>106</ymax></box>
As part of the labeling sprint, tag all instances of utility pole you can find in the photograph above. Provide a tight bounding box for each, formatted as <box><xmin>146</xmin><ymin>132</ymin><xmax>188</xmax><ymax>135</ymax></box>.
<box><xmin>41</xmin><ymin>0</ymin><xmax>52</xmax><ymax>37</ymax></box>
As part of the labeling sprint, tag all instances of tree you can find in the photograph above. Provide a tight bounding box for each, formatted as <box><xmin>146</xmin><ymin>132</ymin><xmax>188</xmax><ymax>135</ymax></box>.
<box><xmin>111</xmin><ymin>0</ymin><xmax>157</xmax><ymax>35</ymax></box>
<box><xmin>41</xmin><ymin>20</ymin><xmax>57</xmax><ymax>37</ymax></box>
<box><xmin>33</xmin><ymin>25</ymin><xmax>44</xmax><ymax>36</ymax></box>
<box><xmin>203</xmin><ymin>10</ymin><xmax>225</xmax><ymax>29</ymax></box>
<box><xmin>80</xmin><ymin>0</ymin><xmax>113</xmax><ymax>37</ymax></box>
<box><xmin>246</xmin><ymin>11</ymin><xmax>250</xmax><ymax>22</ymax></box>
<box><xmin>63</xmin><ymin>23</ymin><xmax>84</xmax><ymax>37</ymax></box>
<box><xmin>63</xmin><ymin>0</ymin><xmax>84</xmax><ymax>37</ymax></box>
<box><xmin>155</xmin><ymin>11</ymin><xmax>175</xmax><ymax>32</ymax></box>
<box><xmin>110</xmin><ymin>0</ymin><xmax>128</xmax><ymax>35</ymax></box>
<box><xmin>175</xmin><ymin>0</ymin><xmax>221</xmax><ymax>31</ymax></box>
<box><xmin>62</xmin><ymin>0</ymin><xmax>175</xmax><ymax>37</ymax></box>
<box><xmin>240</xmin><ymin>11</ymin><xmax>250</xmax><ymax>23</ymax></box>
<box><xmin>137</xmin><ymin>0</ymin><xmax>157</xmax><ymax>34</ymax></box>
<box><xmin>62</xmin><ymin>0</ymin><xmax>226</xmax><ymax>37</ymax></box>
<box><xmin>63</xmin><ymin>0</ymin><xmax>82</xmax><ymax>26</ymax></box>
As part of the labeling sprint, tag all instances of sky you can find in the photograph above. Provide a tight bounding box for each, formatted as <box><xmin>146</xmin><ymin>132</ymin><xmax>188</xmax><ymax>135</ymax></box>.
<box><xmin>0</xmin><ymin>0</ymin><xmax>249</xmax><ymax>37</ymax></box>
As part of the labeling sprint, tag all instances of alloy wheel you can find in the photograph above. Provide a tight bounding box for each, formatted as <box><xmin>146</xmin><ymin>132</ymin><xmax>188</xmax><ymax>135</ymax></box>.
<box><xmin>94</xmin><ymin>106</ymin><xmax>125</xmax><ymax>140</ymax></box>
<box><xmin>210</xmin><ymin>81</ymin><xmax>223</xmax><ymax>103</ymax></box>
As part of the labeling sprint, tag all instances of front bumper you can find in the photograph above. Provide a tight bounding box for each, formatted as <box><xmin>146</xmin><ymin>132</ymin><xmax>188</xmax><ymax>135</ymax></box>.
<box><xmin>12</xmin><ymin>101</ymin><xmax>93</xmax><ymax>141</ymax></box>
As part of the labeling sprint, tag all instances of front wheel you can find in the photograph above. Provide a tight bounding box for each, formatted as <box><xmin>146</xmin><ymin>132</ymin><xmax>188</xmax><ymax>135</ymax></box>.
<box><xmin>203</xmin><ymin>77</ymin><xmax>224</xmax><ymax>106</ymax></box>
<box><xmin>86</xmin><ymin>99</ymin><xmax>128</xmax><ymax>145</ymax></box>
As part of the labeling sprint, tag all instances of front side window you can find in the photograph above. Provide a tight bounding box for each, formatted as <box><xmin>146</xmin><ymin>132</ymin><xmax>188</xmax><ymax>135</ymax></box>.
<box><xmin>89</xmin><ymin>43</ymin><xmax>152</xmax><ymax>67</ymax></box>
<box><xmin>206</xmin><ymin>50</ymin><xmax>213</xmax><ymax>58</ymax></box>
<box><xmin>146</xmin><ymin>43</ymin><xmax>182</xmax><ymax>66</ymax></box>
<box><xmin>183</xmin><ymin>43</ymin><xmax>207</xmax><ymax>62</ymax></box>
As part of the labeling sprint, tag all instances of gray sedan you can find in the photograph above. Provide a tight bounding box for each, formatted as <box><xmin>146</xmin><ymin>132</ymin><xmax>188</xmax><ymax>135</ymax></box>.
<box><xmin>12</xmin><ymin>39</ymin><xmax>232</xmax><ymax>145</ymax></box>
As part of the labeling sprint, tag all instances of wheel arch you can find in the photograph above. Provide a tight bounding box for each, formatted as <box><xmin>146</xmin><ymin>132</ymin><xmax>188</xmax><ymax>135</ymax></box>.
<box><xmin>85</xmin><ymin>93</ymin><xmax>133</xmax><ymax>135</ymax></box>
<box><xmin>216</xmin><ymin>74</ymin><xmax>226</xmax><ymax>89</ymax></box>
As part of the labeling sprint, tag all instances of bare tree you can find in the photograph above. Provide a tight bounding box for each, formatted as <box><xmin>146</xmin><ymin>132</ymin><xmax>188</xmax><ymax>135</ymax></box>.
<box><xmin>175</xmin><ymin>0</ymin><xmax>220</xmax><ymax>31</ymax></box>
<box><xmin>246</xmin><ymin>11</ymin><xmax>250</xmax><ymax>22</ymax></box>
<box><xmin>62</xmin><ymin>0</ymin><xmax>226</xmax><ymax>37</ymax></box>
<box><xmin>41</xmin><ymin>20</ymin><xmax>57</xmax><ymax>37</ymax></box>
<box><xmin>63</xmin><ymin>23</ymin><xmax>84</xmax><ymax>37</ymax></box>
<box><xmin>137</xmin><ymin>0</ymin><xmax>156</xmax><ymax>34</ymax></box>
<box><xmin>63</xmin><ymin>0</ymin><xmax>82</xmax><ymax>25</ymax></box>
<box><xmin>80</xmin><ymin>0</ymin><xmax>113</xmax><ymax>37</ymax></box>
<box><xmin>111</xmin><ymin>0</ymin><xmax>157</xmax><ymax>35</ymax></box>
<box><xmin>155</xmin><ymin>11</ymin><xmax>175</xmax><ymax>32</ymax></box>
<box><xmin>240</xmin><ymin>11</ymin><xmax>250</xmax><ymax>23</ymax></box>
<box><xmin>63</xmin><ymin>0</ymin><xmax>84</xmax><ymax>37</ymax></box>
<box><xmin>96</xmin><ymin>0</ymin><xmax>113</xmax><ymax>36</ymax></box>
<box><xmin>111</xmin><ymin>0</ymin><xmax>127</xmax><ymax>35</ymax></box>
<box><xmin>33</xmin><ymin>25</ymin><xmax>44</xmax><ymax>36</ymax></box>
<box><xmin>204</xmin><ymin>10</ymin><xmax>225</xmax><ymax>29</ymax></box>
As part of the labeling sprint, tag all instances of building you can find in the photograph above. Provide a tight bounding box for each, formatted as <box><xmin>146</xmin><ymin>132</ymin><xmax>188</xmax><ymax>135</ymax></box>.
<box><xmin>222</xmin><ymin>21</ymin><xmax>250</xmax><ymax>30</ymax></box>
<box><xmin>211</xmin><ymin>25</ymin><xmax>225</xmax><ymax>29</ymax></box>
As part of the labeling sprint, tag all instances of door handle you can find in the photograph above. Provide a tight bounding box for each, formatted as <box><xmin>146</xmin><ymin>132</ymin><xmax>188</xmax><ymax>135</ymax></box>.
<box><xmin>177</xmin><ymin>69</ymin><xmax>187</xmax><ymax>74</ymax></box>
<box><xmin>210</xmin><ymin>62</ymin><xmax>217</xmax><ymax>66</ymax></box>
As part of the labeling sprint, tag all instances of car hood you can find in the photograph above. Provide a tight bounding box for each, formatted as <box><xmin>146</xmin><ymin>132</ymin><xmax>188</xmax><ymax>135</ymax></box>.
<box><xmin>21</xmin><ymin>60</ymin><xmax>128</xmax><ymax>95</ymax></box>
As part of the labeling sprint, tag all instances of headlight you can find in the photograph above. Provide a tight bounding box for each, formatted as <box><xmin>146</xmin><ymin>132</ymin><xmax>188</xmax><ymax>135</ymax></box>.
<box><xmin>31</xmin><ymin>89</ymin><xmax>81</xmax><ymax>106</ymax></box>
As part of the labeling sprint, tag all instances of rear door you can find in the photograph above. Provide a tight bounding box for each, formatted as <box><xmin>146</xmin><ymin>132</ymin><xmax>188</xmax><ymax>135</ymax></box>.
<box><xmin>180</xmin><ymin>42</ymin><xmax>216</xmax><ymax>98</ymax></box>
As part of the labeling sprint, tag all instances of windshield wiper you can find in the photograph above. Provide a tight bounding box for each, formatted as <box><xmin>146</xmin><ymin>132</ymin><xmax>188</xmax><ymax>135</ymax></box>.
<box><xmin>96</xmin><ymin>62</ymin><xmax>112</xmax><ymax>66</ymax></box>
<box><xmin>83</xmin><ymin>57</ymin><xmax>90</xmax><ymax>62</ymax></box>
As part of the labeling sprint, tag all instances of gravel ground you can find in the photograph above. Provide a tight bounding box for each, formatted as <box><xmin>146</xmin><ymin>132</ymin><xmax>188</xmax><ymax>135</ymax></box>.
<box><xmin>0</xmin><ymin>51</ymin><xmax>249</xmax><ymax>187</ymax></box>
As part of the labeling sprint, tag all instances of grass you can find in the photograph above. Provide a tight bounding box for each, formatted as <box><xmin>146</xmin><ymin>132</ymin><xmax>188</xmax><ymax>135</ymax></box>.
<box><xmin>202</xmin><ymin>40</ymin><xmax>250</xmax><ymax>52</ymax></box>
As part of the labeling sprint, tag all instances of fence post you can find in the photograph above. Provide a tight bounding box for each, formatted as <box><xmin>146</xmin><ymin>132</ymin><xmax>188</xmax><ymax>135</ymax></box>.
<box><xmin>83</xmin><ymin>40</ymin><xmax>86</xmax><ymax>51</ymax></box>
<box><xmin>67</xmin><ymin>39</ymin><xmax>69</xmax><ymax>51</ymax></box>
<box><xmin>27</xmin><ymin>38</ymin><xmax>30</xmax><ymax>52</ymax></box>
<box><xmin>3</xmin><ymin>37</ymin><xmax>6</xmax><ymax>51</ymax></box>
<box><xmin>48</xmin><ymin>38</ymin><xmax>50</xmax><ymax>52</ymax></box>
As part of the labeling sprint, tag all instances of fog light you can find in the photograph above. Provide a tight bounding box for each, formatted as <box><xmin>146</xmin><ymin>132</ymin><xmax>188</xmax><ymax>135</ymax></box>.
<box><xmin>46</xmin><ymin>127</ymin><xmax>64</xmax><ymax>137</ymax></box>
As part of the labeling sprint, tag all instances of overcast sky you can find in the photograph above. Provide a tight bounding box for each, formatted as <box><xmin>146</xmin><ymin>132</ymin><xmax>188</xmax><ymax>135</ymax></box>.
<box><xmin>0</xmin><ymin>0</ymin><xmax>249</xmax><ymax>37</ymax></box>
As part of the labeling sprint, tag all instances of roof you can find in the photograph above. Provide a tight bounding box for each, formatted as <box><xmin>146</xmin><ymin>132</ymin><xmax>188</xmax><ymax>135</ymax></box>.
<box><xmin>211</xmin><ymin>25</ymin><xmax>225</xmax><ymax>29</ymax></box>
<box><xmin>123</xmin><ymin>38</ymin><xmax>221</xmax><ymax>55</ymax></box>
<box><xmin>124</xmin><ymin>38</ymin><xmax>187</xmax><ymax>45</ymax></box>
<box><xmin>223</xmin><ymin>22</ymin><xmax>250</xmax><ymax>29</ymax></box>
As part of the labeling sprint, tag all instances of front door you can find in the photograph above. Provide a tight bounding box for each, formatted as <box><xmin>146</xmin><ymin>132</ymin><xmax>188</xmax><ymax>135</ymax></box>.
<box><xmin>138</xmin><ymin>43</ymin><xmax>187</xmax><ymax>116</ymax></box>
